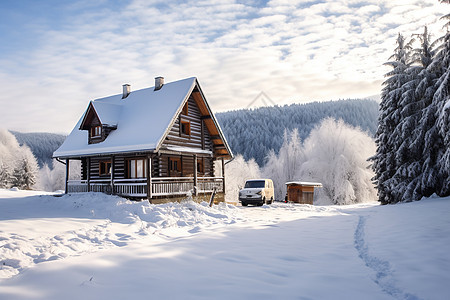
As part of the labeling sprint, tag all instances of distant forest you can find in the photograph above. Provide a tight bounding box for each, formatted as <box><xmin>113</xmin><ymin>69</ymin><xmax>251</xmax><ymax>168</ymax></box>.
<box><xmin>11</xmin><ymin>131</ymin><xmax>66</xmax><ymax>168</ymax></box>
<box><xmin>9</xmin><ymin>99</ymin><xmax>379</xmax><ymax>169</ymax></box>
<box><xmin>216</xmin><ymin>99</ymin><xmax>379</xmax><ymax>165</ymax></box>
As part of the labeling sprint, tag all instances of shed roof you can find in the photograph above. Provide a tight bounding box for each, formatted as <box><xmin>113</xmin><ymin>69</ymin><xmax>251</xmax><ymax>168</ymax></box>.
<box><xmin>53</xmin><ymin>77</ymin><xmax>232</xmax><ymax>159</ymax></box>
<box><xmin>285</xmin><ymin>181</ymin><xmax>323</xmax><ymax>187</ymax></box>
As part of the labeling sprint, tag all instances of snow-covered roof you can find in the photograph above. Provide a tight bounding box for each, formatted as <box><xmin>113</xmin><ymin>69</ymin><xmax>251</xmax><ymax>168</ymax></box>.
<box><xmin>91</xmin><ymin>101</ymin><xmax>122</xmax><ymax>127</ymax></box>
<box><xmin>285</xmin><ymin>181</ymin><xmax>323</xmax><ymax>187</ymax></box>
<box><xmin>54</xmin><ymin>77</ymin><xmax>215</xmax><ymax>158</ymax></box>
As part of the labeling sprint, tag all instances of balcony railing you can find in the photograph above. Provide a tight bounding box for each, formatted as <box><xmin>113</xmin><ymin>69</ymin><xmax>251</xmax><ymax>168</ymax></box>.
<box><xmin>67</xmin><ymin>176</ymin><xmax>224</xmax><ymax>198</ymax></box>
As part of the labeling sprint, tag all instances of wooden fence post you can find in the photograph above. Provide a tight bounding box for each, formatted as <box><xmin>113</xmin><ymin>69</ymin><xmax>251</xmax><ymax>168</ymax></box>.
<box><xmin>65</xmin><ymin>159</ymin><xmax>69</xmax><ymax>194</ymax></box>
<box><xmin>147</xmin><ymin>156</ymin><xmax>152</xmax><ymax>200</ymax></box>
<box><xmin>87</xmin><ymin>157</ymin><xmax>91</xmax><ymax>192</ymax></box>
<box><xmin>110</xmin><ymin>155</ymin><xmax>115</xmax><ymax>194</ymax></box>
<box><xmin>194</xmin><ymin>154</ymin><xmax>198</xmax><ymax>196</ymax></box>
<box><xmin>221</xmin><ymin>157</ymin><xmax>225</xmax><ymax>194</ymax></box>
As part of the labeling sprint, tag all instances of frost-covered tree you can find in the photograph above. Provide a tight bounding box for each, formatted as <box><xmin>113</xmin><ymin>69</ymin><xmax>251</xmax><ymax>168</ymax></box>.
<box><xmin>0</xmin><ymin>129</ymin><xmax>40</xmax><ymax>190</ymax></box>
<box><xmin>263</xmin><ymin>129</ymin><xmax>304</xmax><ymax>199</ymax></box>
<box><xmin>220</xmin><ymin>155</ymin><xmax>260</xmax><ymax>202</ymax></box>
<box><xmin>0</xmin><ymin>159</ymin><xmax>11</xmax><ymax>189</ymax></box>
<box><xmin>10</xmin><ymin>145</ymin><xmax>39</xmax><ymax>190</ymax></box>
<box><xmin>300</xmin><ymin>119</ymin><xmax>377</xmax><ymax>205</ymax></box>
<box><xmin>263</xmin><ymin>119</ymin><xmax>376</xmax><ymax>205</ymax></box>
<box><xmin>38</xmin><ymin>159</ymin><xmax>81</xmax><ymax>192</ymax></box>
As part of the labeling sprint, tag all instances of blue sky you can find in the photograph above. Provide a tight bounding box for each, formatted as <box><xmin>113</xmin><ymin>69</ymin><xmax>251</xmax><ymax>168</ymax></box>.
<box><xmin>0</xmin><ymin>0</ymin><xmax>446</xmax><ymax>133</ymax></box>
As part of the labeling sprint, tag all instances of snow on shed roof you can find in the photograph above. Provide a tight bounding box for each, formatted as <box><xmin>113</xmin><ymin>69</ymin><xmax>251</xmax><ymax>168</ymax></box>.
<box><xmin>285</xmin><ymin>182</ymin><xmax>323</xmax><ymax>187</ymax></box>
<box><xmin>54</xmin><ymin>77</ymin><xmax>197</xmax><ymax>158</ymax></box>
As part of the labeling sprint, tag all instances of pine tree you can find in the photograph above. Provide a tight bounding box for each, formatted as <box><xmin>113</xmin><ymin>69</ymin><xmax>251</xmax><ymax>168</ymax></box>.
<box><xmin>434</xmin><ymin>2</ymin><xmax>450</xmax><ymax>196</ymax></box>
<box><xmin>393</xmin><ymin>27</ymin><xmax>437</xmax><ymax>201</ymax></box>
<box><xmin>372</xmin><ymin>33</ymin><xmax>413</xmax><ymax>204</ymax></box>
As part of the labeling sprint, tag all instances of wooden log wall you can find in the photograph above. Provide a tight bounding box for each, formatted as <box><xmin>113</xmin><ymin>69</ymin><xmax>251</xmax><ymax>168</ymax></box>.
<box><xmin>84</xmin><ymin>155</ymin><xmax>161</xmax><ymax>180</ymax></box>
<box><xmin>162</xmin><ymin>96</ymin><xmax>213</xmax><ymax>152</ymax></box>
<box><xmin>157</xmin><ymin>154</ymin><xmax>214</xmax><ymax>177</ymax></box>
<box><xmin>87</xmin><ymin>156</ymin><xmax>125</xmax><ymax>180</ymax></box>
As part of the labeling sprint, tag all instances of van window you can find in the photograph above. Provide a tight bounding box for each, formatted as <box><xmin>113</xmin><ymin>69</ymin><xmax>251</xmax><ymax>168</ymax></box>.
<box><xmin>245</xmin><ymin>180</ymin><xmax>265</xmax><ymax>188</ymax></box>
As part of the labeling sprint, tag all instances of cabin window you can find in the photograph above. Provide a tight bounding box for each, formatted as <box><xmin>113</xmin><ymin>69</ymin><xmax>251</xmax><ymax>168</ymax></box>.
<box><xmin>91</xmin><ymin>126</ymin><xmax>102</xmax><ymax>138</ymax></box>
<box><xmin>128</xmin><ymin>158</ymin><xmax>147</xmax><ymax>178</ymax></box>
<box><xmin>99</xmin><ymin>160</ymin><xmax>111</xmax><ymax>176</ymax></box>
<box><xmin>169</xmin><ymin>157</ymin><xmax>181</xmax><ymax>173</ymax></box>
<box><xmin>181</xmin><ymin>120</ymin><xmax>191</xmax><ymax>136</ymax></box>
<box><xmin>182</xmin><ymin>102</ymin><xmax>188</xmax><ymax>115</ymax></box>
<box><xmin>197</xmin><ymin>158</ymin><xmax>204</xmax><ymax>174</ymax></box>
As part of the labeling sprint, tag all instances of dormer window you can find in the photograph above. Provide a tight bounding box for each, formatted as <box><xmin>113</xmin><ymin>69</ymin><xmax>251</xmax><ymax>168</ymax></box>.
<box><xmin>91</xmin><ymin>126</ymin><xmax>102</xmax><ymax>138</ymax></box>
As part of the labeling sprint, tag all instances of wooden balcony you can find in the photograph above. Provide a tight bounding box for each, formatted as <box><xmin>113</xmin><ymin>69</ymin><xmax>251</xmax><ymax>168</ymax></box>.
<box><xmin>67</xmin><ymin>176</ymin><xmax>224</xmax><ymax>198</ymax></box>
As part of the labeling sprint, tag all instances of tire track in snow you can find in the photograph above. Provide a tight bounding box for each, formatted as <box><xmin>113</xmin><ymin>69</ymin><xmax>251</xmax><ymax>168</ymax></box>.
<box><xmin>354</xmin><ymin>216</ymin><xmax>423</xmax><ymax>300</ymax></box>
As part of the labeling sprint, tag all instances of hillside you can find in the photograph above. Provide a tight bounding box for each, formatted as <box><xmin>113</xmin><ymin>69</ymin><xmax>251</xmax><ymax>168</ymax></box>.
<box><xmin>216</xmin><ymin>99</ymin><xmax>379</xmax><ymax>165</ymax></box>
<box><xmin>10</xmin><ymin>131</ymin><xmax>66</xmax><ymax>168</ymax></box>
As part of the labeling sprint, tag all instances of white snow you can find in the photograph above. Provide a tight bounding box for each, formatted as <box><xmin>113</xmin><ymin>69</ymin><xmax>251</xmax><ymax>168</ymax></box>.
<box><xmin>0</xmin><ymin>189</ymin><xmax>449</xmax><ymax>299</ymax></box>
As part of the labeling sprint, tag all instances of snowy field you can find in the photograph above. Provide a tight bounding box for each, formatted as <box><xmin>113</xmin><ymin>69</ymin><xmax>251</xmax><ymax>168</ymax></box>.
<box><xmin>0</xmin><ymin>189</ymin><xmax>449</xmax><ymax>300</ymax></box>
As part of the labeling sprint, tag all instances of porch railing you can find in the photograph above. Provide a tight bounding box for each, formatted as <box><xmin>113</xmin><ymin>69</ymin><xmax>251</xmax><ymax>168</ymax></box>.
<box><xmin>67</xmin><ymin>176</ymin><xmax>224</xmax><ymax>198</ymax></box>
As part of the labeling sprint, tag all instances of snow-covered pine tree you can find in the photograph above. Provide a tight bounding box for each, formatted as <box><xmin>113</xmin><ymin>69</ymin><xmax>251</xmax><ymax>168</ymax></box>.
<box><xmin>372</xmin><ymin>33</ymin><xmax>413</xmax><ymax>204</ymax></box>
<box><xmin>393</xmin><ymin>27</ymin><xmax>437</xmax><ymax>202</ymax></box>
<box><xmin>434</xmin><ymin>1</ymin><xmax>450</xmax><ymax>196</ymax></box>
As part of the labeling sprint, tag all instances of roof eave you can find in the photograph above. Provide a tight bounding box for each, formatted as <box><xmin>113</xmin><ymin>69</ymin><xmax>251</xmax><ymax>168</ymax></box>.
<box><xmin>193</xmin><ymin>79</ymin><xmax>234</xmax><ymax>159</ymax></box>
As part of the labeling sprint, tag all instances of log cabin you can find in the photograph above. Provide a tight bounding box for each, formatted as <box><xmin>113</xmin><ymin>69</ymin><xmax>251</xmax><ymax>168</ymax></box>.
<box><xmin>53</xmin><ymin>77</ymin><xmax>233</xmax><ymax>203</ymax></box>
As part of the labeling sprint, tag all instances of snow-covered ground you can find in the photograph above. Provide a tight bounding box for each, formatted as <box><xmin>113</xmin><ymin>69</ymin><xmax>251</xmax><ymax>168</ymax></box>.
<box><xmin>0</xmin><ymin>189</ymin><xmax>449</xmax><ymax>300</ymax></box>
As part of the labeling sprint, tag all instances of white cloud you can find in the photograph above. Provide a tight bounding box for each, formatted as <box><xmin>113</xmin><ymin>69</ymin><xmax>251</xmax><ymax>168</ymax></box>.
<box><xmin>0</xmin><ymin>0</ymin><xmax>446</xmax><ymax>133</ymax></box>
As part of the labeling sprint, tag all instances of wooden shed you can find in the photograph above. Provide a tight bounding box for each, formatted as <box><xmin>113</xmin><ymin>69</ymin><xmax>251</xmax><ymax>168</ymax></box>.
<box><xmin>285</xmin><ymin>182</ymin><xmax>322</xmax><ymax>205</ymax></box>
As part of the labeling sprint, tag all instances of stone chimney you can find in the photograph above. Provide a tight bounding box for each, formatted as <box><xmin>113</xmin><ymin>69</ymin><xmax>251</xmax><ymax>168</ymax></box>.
<box><xmin>122</xmin><ymin>84</ymin><xmax>130</xmax><ymax>99</ymax></box>
<box><xmin>154</xmin><ymin>76</ymin><xmax>164</xmax><ymax>91</ymax></box>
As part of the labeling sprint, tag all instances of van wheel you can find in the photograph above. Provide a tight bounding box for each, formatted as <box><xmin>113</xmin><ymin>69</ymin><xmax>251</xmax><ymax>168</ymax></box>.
<box><xmin>242</xmin><ymin>202</ymin><xmax>248</xmax><ymax>206</ymax></box>
<box><xmin>270</xmin><ymin>197</ymin><xmax>274</xmax><ymax>204</ymax></box>
<box><xmin>262</xmin><ymin>197</ymin><xmax>266</xmax><ymax>205</ymax></box>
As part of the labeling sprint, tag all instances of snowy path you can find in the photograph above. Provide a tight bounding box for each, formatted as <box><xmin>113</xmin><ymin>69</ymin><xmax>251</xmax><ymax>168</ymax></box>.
<box><xmin>0</xmin><ymin>190</ymin><xmax>449</xmax><ymax>299</ymax></box>
<box><xmin>354</xmin><ymin>216</ymin><xmax>422</xmax><ymax>300</ymax></box>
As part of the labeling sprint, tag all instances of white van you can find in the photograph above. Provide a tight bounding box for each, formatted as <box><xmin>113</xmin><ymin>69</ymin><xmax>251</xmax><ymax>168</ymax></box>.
<box><xmin>239</xmin><ymin>179</ymin><xmax>275</xmax><ymax>206</ymax></box>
